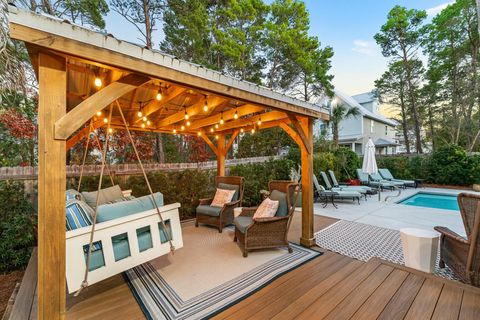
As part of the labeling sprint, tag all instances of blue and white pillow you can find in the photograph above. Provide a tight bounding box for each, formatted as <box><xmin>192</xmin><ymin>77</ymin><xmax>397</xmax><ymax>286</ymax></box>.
<box><xmin>66</xmin><ymin>200</ymin><xmax>94</xmax><ymax>231</ymax></box>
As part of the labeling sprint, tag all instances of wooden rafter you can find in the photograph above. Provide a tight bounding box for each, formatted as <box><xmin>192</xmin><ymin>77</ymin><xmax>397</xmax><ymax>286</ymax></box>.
<box><xmin>214</xmin><ymin>110</ymin><xmax>288</xmax><ymax>132</ymax></box>
<box><xmin>200</xmin><ymin>133</ymin><xmax>219</xmax><ymax>155</ymax></box>
<box><xmin>132</xmin><ymin>86</ymin><xmax>187</xmax><ymax>125</ymax></box>
<box><xmin>287</xmin><ymin>113</ymin><xmax>312</xmax><ymax>154</ymax></box>
<box><xmin>55</xmin><ymin>74</ymin><xmax>150</xmax><ymax>140</ymax></box>
<box><xmin>224</xmin><ymin>130</ymin><xmax>239</xmax><ymax>156</ymax></box>
<box><xmin>156</xmin><ymin>95</ymin><xmax>226</xmax><ymax>129</ymax></box>
<box><xmin>279</xmin><ymin>121</ymin><xmax>302</xmax><ymax>147</ymax></box>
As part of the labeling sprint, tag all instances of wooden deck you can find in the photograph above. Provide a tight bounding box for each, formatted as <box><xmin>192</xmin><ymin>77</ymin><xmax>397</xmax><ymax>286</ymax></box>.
<box><xmin>7</xmin><ymin>214</ymin><xmax>480</xmax><ymax>320</ymax></box>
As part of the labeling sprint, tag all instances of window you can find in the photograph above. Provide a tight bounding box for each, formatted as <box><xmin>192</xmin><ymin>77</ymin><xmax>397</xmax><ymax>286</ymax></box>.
<box><xmin>385</xmin><ymin>126</ymin><xmax>388</xmax><ymax>135</ymax></box>
<box><xmin>370</xmin><ymin>120</ymin><xmax>374</xmax><ymax>133</ymax></box>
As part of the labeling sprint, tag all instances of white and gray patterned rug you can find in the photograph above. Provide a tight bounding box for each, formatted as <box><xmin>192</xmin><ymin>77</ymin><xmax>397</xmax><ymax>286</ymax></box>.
<box><xmin>124</xmin><ymin>225</ymin><xmax>321</xmax><ymax>320</ymax></box>
<box><xmin>315</xmin><ymin>220</ymin><xmax>457</xmax><ymax>280</ymax></box>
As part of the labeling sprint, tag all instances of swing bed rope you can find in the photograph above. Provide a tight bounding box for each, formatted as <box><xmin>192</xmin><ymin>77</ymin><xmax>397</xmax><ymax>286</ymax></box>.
<box><xmin>75</xmin><ymin>102</ymin><xmax>175</xmax><ymax>296</ymax></box>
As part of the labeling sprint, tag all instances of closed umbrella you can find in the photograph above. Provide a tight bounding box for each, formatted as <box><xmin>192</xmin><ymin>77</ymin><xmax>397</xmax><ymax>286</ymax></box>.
<box><xmin>362</xmin><ymin>138</ymin><xmax>377</xmax><ymax>174</ymax></box>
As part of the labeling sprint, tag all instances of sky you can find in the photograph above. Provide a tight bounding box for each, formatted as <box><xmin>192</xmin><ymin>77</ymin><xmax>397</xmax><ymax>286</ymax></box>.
<box><xmin>104</xmin><ymin>0</ymin><xmax>453</xmax><ymax>97</ymax></box>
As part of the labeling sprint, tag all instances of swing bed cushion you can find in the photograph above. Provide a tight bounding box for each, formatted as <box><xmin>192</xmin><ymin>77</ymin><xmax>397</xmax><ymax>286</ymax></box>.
<box><xmin>66</xmin><ymin>190</ymin><xmax>165</xmax><ymax>270</ymax></box>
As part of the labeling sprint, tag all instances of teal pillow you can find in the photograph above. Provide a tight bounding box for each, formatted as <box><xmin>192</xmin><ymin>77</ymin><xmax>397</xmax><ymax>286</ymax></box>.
<box><xmin>218</xmin><ymin>183</ymin><xmax>240</xmax><ymax>202</ymax></box>
<box><xmin>96</xmin><ymin>192</ymin><xmax>164</xmax><ymax>223</ymax></box>
<box><xmin>269</xmin><ymin>190</ymin><xmax>288</xmax><ymax>217</ymax></box>
<box><xmin>82</xmin><ymin>185</ymin><xmax>124</xmax><ymax>209</ymax></box>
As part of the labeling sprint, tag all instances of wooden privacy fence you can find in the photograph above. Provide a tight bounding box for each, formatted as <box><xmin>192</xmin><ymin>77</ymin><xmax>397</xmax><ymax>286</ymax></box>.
<box><xmin>0</xmin><ymin>156</ymin><xmax>281</xmax><ymax>180</ymax></box>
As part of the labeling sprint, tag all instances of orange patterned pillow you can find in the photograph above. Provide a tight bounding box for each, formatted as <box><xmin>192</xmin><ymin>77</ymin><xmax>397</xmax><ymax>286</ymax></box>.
<box><xmin>253</xmin><ymin>198</ymin><xmax>279</xmax><ymax>220</ymax></box>
<box><xmin>211</xmin><ymin>188</ymin><xmax>236</xmax><ymax>207</ymax></box>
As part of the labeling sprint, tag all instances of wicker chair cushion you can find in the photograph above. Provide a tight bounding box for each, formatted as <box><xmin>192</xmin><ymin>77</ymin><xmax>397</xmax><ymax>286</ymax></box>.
<box><xmin>269</xmin><ymin>190</ymin><xmax>288</xmax><ymax>217</ymax></box>
<box><xmin>196</xmin><ymin>204</ymin><xmax>222</xmax><ymax>217</ymax></box>
<box><xmin>218</xmin><ymin>183</ymin><xmax>240</xmax><ymax>201</ymax></box>
<box><xmin>234</xmin><ymin>216</ymin><xmax>253</xmax><ymax>234</ymax></box>
<box><xmin>211</xmin><ymin>188</ymin><xmax>236</xmax><ymax>207</ymax></box>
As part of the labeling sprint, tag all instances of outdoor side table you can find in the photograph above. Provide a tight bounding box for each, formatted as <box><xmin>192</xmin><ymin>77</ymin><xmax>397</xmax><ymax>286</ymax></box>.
<box><xmin>400</xmin><ymin>228</ymin><xmax>439</xmax><ymax>273</ymax></box>
<box><xmin>233</xmin><ymin>207</ymin><xmax>243</xmax><ymax>218</ymax></box>
<box><xmin>319</xmin><ymin>191</ymin><xmax>339</xmax><ymax>209</ymax></box>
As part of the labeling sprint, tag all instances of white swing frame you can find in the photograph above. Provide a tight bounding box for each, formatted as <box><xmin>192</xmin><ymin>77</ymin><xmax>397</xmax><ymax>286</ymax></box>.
<box><xmin>66</xmin><ymin>203</ymin><xmax>183</xmax><ymax>294</ymax></box>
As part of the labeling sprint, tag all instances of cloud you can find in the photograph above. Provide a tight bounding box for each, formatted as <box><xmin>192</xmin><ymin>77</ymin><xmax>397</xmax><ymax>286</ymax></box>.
<box><xmin>426</xmin><ymin>2</ymin><xmax>454</xmax><ymax>16</ymax></box>
<box><xmin>352</xmin><ymin>40</ymin><xmax>378</xmax><ymax>56</ymax></box>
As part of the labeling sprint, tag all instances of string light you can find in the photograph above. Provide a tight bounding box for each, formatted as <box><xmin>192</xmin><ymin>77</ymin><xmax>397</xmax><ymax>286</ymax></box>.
<box><xmin>215</xmin><ymin>135</ymin><xmax>219</xmax><ymax>140</ymax></box>
<box><xmin>137</xmin><ymin>111</ymin><xmax>143</xmax><ymax>118</ymax></box>
<box><xmin>96</xmin><ymin>111</ymin><xmax>102</xmax><ymax>116</ymax></box>
<box><xmin>173</xmin><ymin>127</ymin><xmax>177</xmax><ymax>134</ymax></box>
<box><xmin>234</xmin><ymin>109</ymin><xmax>238</xmax><ymax>119</ymax></box>
<box><xmin>251</xmin><ymin>128</ymin><xmax>255</xmax><ymax>134</ymax></box>
<box><xmin>240</xmin><ymin>128</ymin><xmax>244</xmax><ymax>133</ymax></box>
<box><xmin>143</xmin><ymin>116</ymin><xmax>148</xmax><ymax>122</ymax></box>
<box><xmin>215</xmin><ymin>124</ymin><xmax>219</xmax><ymax>129</ymax></box>
<box><xmin>210</xmin><ymin>127</ymin><xmax>214</xmax><ymax>133</ymax></box>
<box><xmin>220</xmin><ymin>112</ymin><xmax>224</xmax><ymax>125</ymax></box>
<box><xmin>184</xmin><ymin>108</ymin><xmax>189</xmax><ymax>120</ymax></box>
<box><xmin>141</xmin><ymin>123</ymin><xmax>146</xmax><ymax>128</ymax></box>
<box><xmin>103</xmin><ymin>118</ymin><xmax>108</xmax><ymax>124</ymax></box>
<box><xmin>108</xmin><ymin>128</ymin><xmax>113</xmax><ymax>134</ymax></box>
<box><xmin>257</xmin><ymin>116</ymin><xmax>262</xmax><ymax>126</ymax></box>
<box><xmin>203</xmin><ymin>97</ymin><xmax>208</xmax><ymax>112</ymax></box>
<box><xmin>147</xmin><ymin>120</ymin><xmax>151</xmax><ymax>126</ymax></box>
<box><xmin>181</xmin><ymin>125</ymin><xmax>185</xmax><ymax>131</ymax></box>
<box><xmin>156</xmin><ymin>89</ymin><xmax>162</xmax><ymax>101</ymax></box>
<box><xmin>186</xmin><ymin>120</ymin><xmax>191</xmax><ymax>126</ymax></box>
<box><xmin>197</xmin><ymin>131</ymin><xmax>202</xmax><ymax>136</ymax></box>
<box><xmin>94</xmin><ymin>77</ymin><xmax>102</xmax><ymax>88</ymax></box>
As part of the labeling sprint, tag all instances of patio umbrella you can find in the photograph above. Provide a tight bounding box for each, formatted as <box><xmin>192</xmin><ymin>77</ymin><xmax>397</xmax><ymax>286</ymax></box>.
<box><xmin>362</xmin><ymin>138</ymin><xmax>378</xmax><ymax>174</ymax></box>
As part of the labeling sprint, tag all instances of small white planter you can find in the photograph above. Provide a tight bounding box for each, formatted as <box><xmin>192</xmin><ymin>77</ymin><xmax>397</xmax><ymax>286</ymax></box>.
<box><xmin>400</xmin><ymin>228</ymin><xmax>439</xmax><ymax>273</ymax></box>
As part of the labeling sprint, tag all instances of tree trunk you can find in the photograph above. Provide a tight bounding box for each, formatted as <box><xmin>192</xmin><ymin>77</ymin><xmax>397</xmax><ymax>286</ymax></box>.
<box><xmin>155</xmin><ymin>133</ymin><xmax>165</xmax><ymax>163</ymax></box>
<box><xmin>333</xmin><ymin>123</ymin><xmax>339</xmax><ymax>148</ymax></box>
<box><xmin>42</xmin><ymin>0</ymin><xmax>54</xmax><ymax>15</ymax></box>
<box><xmin>427</xmin><ymin>104</ymin><xmax>436</xmax><ymax>152</ymax></box>
<box><xmin>399</xmin><ymin>82</ymin><xmax>410</xmax><ymax>154</ymax></box>
<box><xmin>143</xmin><ymin>0</ymin><xmax>152</xmax><ymax>49</ymax></box>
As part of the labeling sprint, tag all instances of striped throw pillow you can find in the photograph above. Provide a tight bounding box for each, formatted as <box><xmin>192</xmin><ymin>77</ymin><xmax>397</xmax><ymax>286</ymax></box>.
<box><xmin>66</xmin><ymin>200</ymin><xmax>94</xmax><ymax>231</ymax></box>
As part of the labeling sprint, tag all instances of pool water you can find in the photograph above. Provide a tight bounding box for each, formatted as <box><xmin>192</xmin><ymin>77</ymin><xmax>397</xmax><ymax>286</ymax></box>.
<box><xmin>399</xmin><ymin>193</ymin><xmax>459</xmax><ymax>211</ymax></box>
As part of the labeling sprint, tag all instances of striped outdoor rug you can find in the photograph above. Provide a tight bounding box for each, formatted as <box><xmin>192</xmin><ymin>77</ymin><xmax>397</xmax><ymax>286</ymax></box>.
<box><xmin>124</xmin><ymin>225</ymin><xmax>321</xmax><ymax>320</ymax></box>
<box><xmin>315</xmin><ymin>220</ymin><xmax>457</xmax><ymax>280</ymax></box>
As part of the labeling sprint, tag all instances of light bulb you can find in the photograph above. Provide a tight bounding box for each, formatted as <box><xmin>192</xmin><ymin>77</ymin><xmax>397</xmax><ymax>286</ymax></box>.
<box><xmin>137</xmin><ymin>111</ymin><xmax>143</xmax><ymax>118</ymax></box>
<box><xmin>215</xmin><ymin>124</ymin><xmax>219</xmax><ymax>129</ymax></box>
<box><xmin>142</xmin><ymin>116</ymin><xmax>147</xmax><ymax>122</ymax></box>
<box><xmin>197</xmin><ymin>131</ymin><xmax>201</xmax><ymax>136</ymax></box>
<box><xmin>215</xmin><ymin>135</ymin><xmax>219</xmax><ymax>140</ymax></box>
<box><xmin>234</xmin><ymin>110</ymin><xmax>238</xmax><ymax>119</ymax></box>
<box><xmin>156</xmin><ymin>91</ymin><xmax>162</xmax><ymax>101</ymax></box>
<box><xmin>94</xmin><ymin>77</ymin><xmax>102</xmax><ymax>87</ymax></box>
<box><xmin>173</xmin><ymin>128</ymin><xmax>177</xmax><ymax>133</ymax></box>
<box><xmin>210</xmin><ymin>128</ymin><xmax>214</xmax><ymax>133</ymax></box>
<box><xmin>220</xmin><ymin>118</ymin><xmax>224</xmax><ymax>125</ymax></box>
<box><xmin>96</xmin><ymin>111</ymin><xmax>102</xmax><ymax>116</ymax></box>
<box><xmin>108</xmin><ymin>128</ymin><xmax>113</xmax><ymax>134</ymax></box>
<box><xmin>251</xmin><ymin>128</ymin><xmax>255</xmax><ymax>134</ymax></box>
<box><xmin>240</xmin><ymin>128</ymin><xmax>244</xmax><ymax>133</ymax></box>
<box><xmin>184</xmin><ymin>111</ymin><xmax>189</xmax><ymax>120</ymax></box>
<box><xmin>181</xmin><ymin>125</ymin><xmax>185</xmax><ymax>130</ymax></box>
<box><xmin>203</xmin><ymin>100</ymin><xmax>208</xmax><ymax>112</ymax></box>
<box><xmin>186</xmin><ymin>120</ymin><xmax>191</xmax><ymax>126</ymax></box>
<box><xmin>147</xmin><ymin>120</ymin><xmax>151</xmax><ymax>126</ymax></box>
<box><xmin>141</xmin><ymin>123</ymin><xmax>146</xmax><ymax>128</ymax></box>
<box><xmin>103</xmin><ymin>118</ymin><xmax>108</xmax><ymax>123</ymax></box>
<box><xmin>257</xmin><ymin>117</ymin><xmax>262</xmax><ymax>126</ymax></box>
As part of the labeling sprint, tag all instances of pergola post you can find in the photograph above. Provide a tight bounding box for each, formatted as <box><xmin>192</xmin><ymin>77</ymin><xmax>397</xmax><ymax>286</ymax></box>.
<box><xmin>37</xmin><ymin>52</ymin><xmax>67</xmax><ymax>319</ymax></box>
<box><xmin>217</xmin><ymin>135</ymin><xmax>226</xmax><ymax>176</ymax></box>
<box><xmin>300</xmin><ymin>117</ymin><xmax>315</xmax><ymax>247</ymax></box>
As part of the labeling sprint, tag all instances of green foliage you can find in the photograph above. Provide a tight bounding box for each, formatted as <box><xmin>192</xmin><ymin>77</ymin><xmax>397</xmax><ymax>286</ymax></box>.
<box><xmin>0</xmin><ymin>181</ymin><xmax>36</xmax><ymax>273</ymax></box>
<box><xmin>236</xmin><ymin>127</ymin><xmax>295</xmax><ymax>158</ymax></box>
<box><xmin>229</xmin><ymin>159</ymin><xmax>294</xmax><ymax>206</ymax></box>
<box><xmin>333</xmin><ymin>148</ymin><xmax>360</xmax><ymax>180</ymax></box>
<box><xmin>425</xmin><ymin>144</ymin><xmax>473</xmax><ymax>186</ymax></box>
<box><xmin>330</xmin><ymin>104</ymin><xmax>360</xmax><ymax>148</ymax></box>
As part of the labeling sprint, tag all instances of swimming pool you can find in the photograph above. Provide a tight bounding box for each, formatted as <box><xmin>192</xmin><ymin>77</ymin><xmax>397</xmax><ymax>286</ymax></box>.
<box><xmin>398</xmin><ymin>192</ymin><xmax>459</xmax><ymax>211</ymax></box>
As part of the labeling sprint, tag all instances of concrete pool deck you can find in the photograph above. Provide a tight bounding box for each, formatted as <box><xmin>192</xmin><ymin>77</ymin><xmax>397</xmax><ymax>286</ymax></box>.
<box><xmin>311</xmin><ymin>187</ymin><xmax>479</xmax><ymax>237</ymax></box>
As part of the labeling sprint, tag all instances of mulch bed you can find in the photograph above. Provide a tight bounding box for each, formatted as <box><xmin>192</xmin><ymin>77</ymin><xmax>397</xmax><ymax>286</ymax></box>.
<box><xmin>424</xmin><ymin>183</ymin><xmax>474</xmax><ymax>191</ymax></box>
<box><xmin>0</xmin><ymin>271</ymin><xmax>24</xmax><ymax>318</ymax></box>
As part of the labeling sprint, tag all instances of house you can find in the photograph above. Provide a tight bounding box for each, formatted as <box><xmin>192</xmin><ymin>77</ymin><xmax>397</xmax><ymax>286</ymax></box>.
<box><xmin>315</xmin><ymin>90</ymin><xmax>399</xmax><ymax>155</ymax></box>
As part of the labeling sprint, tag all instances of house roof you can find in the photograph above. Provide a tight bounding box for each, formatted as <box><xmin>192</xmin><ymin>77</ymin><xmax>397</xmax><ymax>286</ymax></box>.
<box><xmin>333</xmin><ymin>89</ymin><xmax>397</xmax><ymax>126</ymax></box>
<box><xmin>374</xmin><ymin>138</ymin><xmax>400</xmax><ymax>147</ymax></box>
<box><xmin>8</xmin><ymin>6</ymin><xmax>328</xmax><ymax>119</ymax></box>
<box><xmin>351</xmin><ymin>92</ymin><xmax>375</xmax><ymax>104</ymax></box>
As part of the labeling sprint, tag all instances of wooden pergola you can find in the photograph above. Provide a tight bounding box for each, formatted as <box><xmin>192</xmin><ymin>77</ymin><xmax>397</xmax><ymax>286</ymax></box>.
<box><xmin>8</xmin><ymin>6</ymin><xmax>329</xmax><ymax>320</ymax></box>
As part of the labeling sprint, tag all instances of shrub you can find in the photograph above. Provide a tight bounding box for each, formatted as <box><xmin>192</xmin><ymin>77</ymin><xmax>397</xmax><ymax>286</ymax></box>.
<box><xmin>333</xmin><ymin>148</ymin><xmax>360</xmax><ymax>181</ymax></box>
<box><xmin>426</xmin><ymin>144</ymin><xmax>472</xmax><ymax>186</ymax></box>
<box><xmin>229</xmin><ymin>158</ymin><xmax>294</xmax><ymax>206</ymax></box>
<box><xmin>0</xmin><ymin>181</ymin><xmax>36</xmax><ymax>273</ymax></box>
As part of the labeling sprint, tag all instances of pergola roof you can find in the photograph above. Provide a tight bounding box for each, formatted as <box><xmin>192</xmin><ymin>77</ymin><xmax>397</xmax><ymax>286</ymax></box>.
<box><xmin>9</xmin><ymin>6</ymin><xmax>328</xmax><ymax>147</ymax></box>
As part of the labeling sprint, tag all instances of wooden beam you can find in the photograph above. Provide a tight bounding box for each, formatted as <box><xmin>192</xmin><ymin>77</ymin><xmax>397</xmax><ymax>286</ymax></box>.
<box><xmin>279</xmin><ymin>121</ymin><xmax>302</xmax><ymax>147</ymax></box>
<box><xmin>300</xmin><ymin>117</ymin><xmax>315</xmax><ymax>247</ymax></box>
<box><xmin>156</xmin><ymin>95</ymin><xmax>225</xmax><ymax>128</ymax></box>
<box><xmin>54</xmin><ymin>74</ymin><xmax>150</xmax><ymax>140</ymax></box>
<box><xmin>213</xmin><ymin>110</ymin><xmax>287</xmax><ymax>133</ymax></box>
<box><xmin>200</xmin><ymin>133</ymin><xmax>219</xmax><ymax>155</ymax></box>
<box><xmin>288</xmin><ymin>113</ymin><xmax>312</xmax><ymax>154</ymax></box>
<box><xmin>37</xmin><ymin>52</ymin><xmax>67</xmax><ymax>320</ymax></box>
<box><xmin>11</xmin><ymin>24</ymin><xmax>326</xmax><ymax>118</ymax></box>
<box><xmin>187</xmin><ymin>104</ymin><xmax>264</xmax><ymax>131</ymax></box>
<box><xmin>217</xmin><ymin>135</ymin><xmax>226</xmax><ymax>176</ymax></box>
<box><xmin>132</xmin><ymin>86</ymin><xmax>186</xmax><ymax>125</ymax></box>
<box><xmin>65</xmin><ymin>119</ymin><xmax>104</xmax><ymax>150</ymax></box>
<box><xmin>224</xmin><ymin>130</ymin><xmax>239</xmax><ymax>156</ymax></box>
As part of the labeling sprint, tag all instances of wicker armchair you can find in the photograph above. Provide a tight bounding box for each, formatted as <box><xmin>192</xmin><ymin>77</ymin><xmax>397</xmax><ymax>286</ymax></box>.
<box><xmin>434</xmin><ymin>193</ymin><xmax>480</xmax><ymax>287</ymax></box>
<box><xmin>233</xmin><ymin>180</ymin><xmax>298</xmax><ymax>257</ymax></box>
<box><xmin>195</xmin><ymin>176</ymin><xmax>244</xmax><ymax>233</ymax></box>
